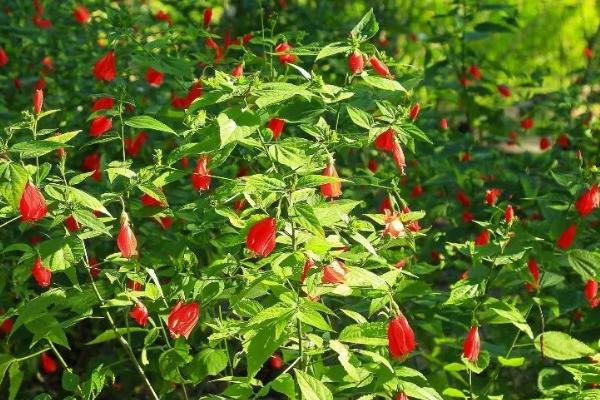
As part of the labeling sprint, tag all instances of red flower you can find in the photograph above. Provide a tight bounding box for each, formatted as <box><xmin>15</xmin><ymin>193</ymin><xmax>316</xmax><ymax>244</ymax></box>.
<box><xmin>369</xmin><ymin>56</ymin><xmax>391</xmax><ymax>77</ymax></box>
<box><xmin>556</xmin><ymin>134</ymin><xmax>570</xmax><ymax>149</ymax></box>
<box><xmin>440</xmin><ymin>118</ymin><xmax>448</xmax><ymax>130</ymax></box>
<box><xmin>192</xmin><ymin>155</ymin><xmax>211</xmax><ymax>191</ymax></box>
<box><xmin>462</xmin><ymin>211</ymin><xmax>474</xmax><ymax>224</ymax></box>
<box><xmin>145</xmin><ymin>67</ymin><xmax>164</xmax><ymax>87</ymax></box>
<box><xmin>246</xmin><ymin>217</ymin><xmax>276</xmax><ymax>257</ymax></box>
<box><xmin>33</xmin><ymin>89</ymin><xmax>43</xmax><ymax>114</ymax></box>
<box><xmin>171</xmin><ymin>82</ymin><xmax>202</xmax><ymax>109</ymax></box>
<box><xmin>520</xmin><ymin>118</ymin><xmax>534</xmax><ymax>130</ymax></box>
<box><xmin>322</xmin><ymin>260</ymin><xmax>347</xmax><ymax>284</ymax></box>
<box><xmin>40</xmin><ymin>352</ymin><xmax>58</xmax><ymax>374</ymax></box>
<box><xmin>0</xmin><ymin>318</ymin><xmax>13</xmax><ymax>335</ymax></box>
<box><xmin>82</xmin><ymin>153</ymin><xmax>101</xmax><ymax>181</ymax></box>
<box><xmin>127</xmin><ymin>280</ymin><xmax>142</xmax><ymax>291</ymax></box>
<box><xmin>383</xmin><ymin>210</ymin><xmax>405</xmax><ymax>238</ymax></box>
<box><xmin>367</xmin><ymin>158</ymin><xmax>378</xmax><ymax>172</ymax></box>
<box><xmin>92</xmin><ymin>97</ymin><xmax>114</xmax><ymax>112</ymax></box>
<box><xmin>320</xmin><ymin>164</ymin><xmax>342</xmax><ymax>199</ymax></box>
<box><xmin>167</xmin><ymin>301</ymin><xmax>200</xmax><ymax>339</ymax></box>
<box><xmin>539</xmin><ymin>136</ymin><xmax>551</xmax><ymax>150</ymax></box>
<box><xmin>462</xmin><ymin>326</ymin><xmax>480</xmax><ymax>362</ymax></box>
<box><xmin>456</xmin><ymin>191</ymin><xmax>472</xmax><ymax>208</ymax></box>
<box><xmin>117</xmin><ymin>213</ymin><xmax>138</xmax><ymax>258</ymax></box>
<box><xmin>468</xmin><ymin>65</ymin><xmax>482</xmax><ymax>80</ymax></box>
<box><xmin>300</xmin><ymin>258</ymin><xmax>315</xmax><ymax>283</ymax></box>
<box><xmin>93</xmin><ymin>51</ymin><xmax>116</xmax><ymax>81</ymax></box>
<box><xmin>20</xmin><ymin>182</ymin><xmax>47</xmax><ymax>222</ymax></box>
<box><xmin>33</xmin><ymin>14</ymin><xmax>52</xmax><ymax>29</ymax></box>
<box><xmin>496</xmin><ymin>84</ymin><xmax>511</xmax><ymax>98</ymax></box>
<box><xmin>379</xmin><ymin>196</ymin><xmax>392</xmax><ymax>213</ymax></box>
<box><xmin>270</xmin><ymin>354</ymin><xmax>283</xmax><ymax>369</ymax></box>
<box><xmin>129</xmin><ymin>303</ymin><xmax>149</xmax><ymax>327</ymax></box>
<box><xmin>485</xmin><ymin>188</ymin><xmax>502</xmax><ymax>206</ymax></box>
<box><xmin>387</xmin><ymin>313</ymin><xmax>416</xmax><ymax>359</ymax></box>
<box><xmin>64</xmin><ymin>215</ymin><xmax>80</xmax><ymax>232</ymax></box>
<box><xmin>527</xmin><ymin>258</ymin><xmax>540</xmax><ymax>289</ymax></box>
<box><xmin>374</xmin><ymin>129</ymin><xmax>395</xmax><ymax>152</ymax></box>
<box><xmin>505</xmin><ymin>204</ymin><xmax>514</xmax><ymax>224</ymax></box>
<box><xmin>159</xmin><ymin>216</ymin><xmax>173</xmax><ymax>230</ymax></box>
<box><xmin>584</xmin><ymin>47</ymin><xmax>593</xmax><ymax>59</ymax></box>
<box><xmin>89</xmin><ymin>257</ymin><xmax>100</xmax><ymax>279</ymax></box>
<box><xmin>268</xmin><ymin>118</ymin><xmax>285</xmax><ymax>139</ymax></box>
<box><xmin>396</xmin><ymin>393</ymin><xmax>409</xmax><ymax>400</ymax></box>
<box><xmin>242</xmin><ymin>33</ymin><xmax>253</xmax><ymax>45</ymax></box>
<box><xmin>403</xmin><ymin>207</ymin><xmax>420</xmax><ymax>232</ymax></box>
<box><xmin>409</xmin><ymin>103</ymin><xmax>420</xmax><ymax>121</ymax></box>
<box><xmin>90</xmin><ymin>116</ymin><xmax>112</xmax><ymax>137</ymax></box>
<box><xmin>411</xmin><ymin>184</ymin><xmax>423</xmax><ymax>198</ymax></box>
<box><xmin>232</xmin><ymin>64</ymin><xmax>244</xmax><ymax>77</ymax></box>
<box><xmin>275</xmin><ymin>42</ymin><xmax>297</xmax><ymax>64</ymax></box>
<box><xmin>348</xmin><ymin>51</ymin><xmax>364</xmax><ymax>74</ymax></box>
<box><xmin>141</xmin><ymin>191</ymin><xmax>166</xmax><ymax>207</ymax></box>
<box><xmin>32</xmin><ymin>256</ymin><xmax>51</xmax><ymax>288</ymax></box>
<box><xmin>35</xmin><ymin>78</ymin><xmax>46</xmax><ymax>91</ymax></box>
<box><xmin>461</xmin><ymin>152</ymin><xmax>472</xmax><ymax>162</ymax></box>
<box><xmin>556</xmin><ymin>224</ymin><xmax>577</xmax><ymax>250</ymax></box>
<box><xmin>73</xmin><ymin>4</ymin><xmax>90</xmax><ymax>24</ymax></box>
<box><xmin>575</xmin><ymin>185</ymin><xmax>600</xmax><ymax>217</ymax></box>
<box><xmin>474</xmin><ymin>229</ymin><xmax>490</xmax><ymax>246</ymax></box>
<box><xmin>155</xmin><ymin>10</ymin><xmax>172</xmax><ymax>26</ymax></box>
<box><xmin>124</xmin><ymin>132</ymin><xmax>148</xmax><ymax>157</ymax></box>
<box><xmin>203</xmin><ymin>8</ymin><xmax>212</xmax><ymax>28</ymax></box>
<box><xmin>392</xmin><ymin>140</ymin><xmax>406</xmax><ymax>175</ymax></box>
<box><xmin>0</xmin><ymin>47</ymin><xmax>8</xmax><ymax>67</ymax></box>
<box><xmin>585</xmin><ymin>280</ymin><xmax>599</xmax><ymax>308</ymax></box>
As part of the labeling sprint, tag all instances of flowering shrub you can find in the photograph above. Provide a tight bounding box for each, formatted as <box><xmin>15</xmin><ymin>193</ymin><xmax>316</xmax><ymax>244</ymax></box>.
<box><xmin>0</xmin><ymin>1</ymin><xmax>599</xmax><ymax>399</ymax></box>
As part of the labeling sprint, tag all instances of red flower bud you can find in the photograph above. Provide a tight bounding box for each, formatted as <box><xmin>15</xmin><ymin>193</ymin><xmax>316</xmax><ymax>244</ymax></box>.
<box><xmin>556</xmin><ymin>134</ymin><xmax>570</xmax><ymax>149</ymax></box>
<box><xmin>268</xmin><ymin>118</ymin><xmax>285</xmax><ymax>139</ymax></box>
<box><xmin>379</xmin><ymin>196</ymin><xmax>392</xmax><ymax>214</ymax></box>
<box><xmin>232</xmin><ymin>64</ymin><xmax>244</xmax><ymax>77</ymax></box>
<box><xmin>130</xmin><ymin>303</ymin><xmax>149</xmax><ymax>327</ymax></box>
<box><xmin>92</xmin><ymin>97</ymin><xmax>114</xmax><ymax>112</ymax></box>
<box><xmin>369</xmin><ymin>56</ymin><xmax>391</xmax><ymax>77</ymax></box>
<box><xmin>585</xmin><ymin>280</ymin><xmax>599</xmax><ymax>308</ymax></box>
<box><xmin>155</xmin><ymin>10</ymin><xmax>172</xmax><ymax>26</ymax></box>
<box><xmin>145</xmin><ymin>67</ymin><xmax>164</xmax><ymax>87</ymax></box>
<box><xmin>485</xmin><ymin>188</ymin><xmax>502</xmax><ymax>206</ymax></box>
<box><xmin>374</xmin><ymin>129</ymin><xmax>395</xmax><ymax>152</ymax></box>
<box><xmin>300</xmin><ymin>258</ymin><xmax>315</xmax><ymax>283</ymax></box>
<box><xmin>575</xmin><ymin>185</ymin><xmax>599</xmax><ymax>217</ymax></box>
<box><xmin>192</xmin><ymin>155</ymin><xmax>211</xmax><ymax>191</ymax></box>
<box><xmin>462</xmin><ymin>211</ymin><xmax>474</xmax><ymax>224</ymax></box>
<box><xmin>320</xmin><ymin>163</ymin><xmax>342</xmax><ymax>199</ymax></box>
<box><xmin>203</xmin><ymin>8</ymin><xmax>212</xmax><ymax>28</ymax></box>
<box><xmin>275</xmin><ymin>42</ymin><xmax>297</xmax><ymax>64</ymax></box>
<box><xmin>90</xmin><ymin>116</ymin><xmax>112</xmax><ymax>137</ymax></box>
<box><xmin>520</xmin><ymin>118</ymin><xmax>534</xmax><ymax>130</ymax></box>
<box><xmin>440</xmin><ymin>118</ymin><xmax>448</xmax><ymax>130</ymax></box>
<box><xmin>387</xmin><ymin>313</ymin><xmax>416</xmax><ymax>359</ymax></box>
<box><xmin>20</xmin><ymin>182</ymin><xmax>47</xmax><ymax>222</ymax></box>
<box><xmin>468</xmin><ymin>65</ymin><xmax>482</xmax><ymax>80</ymax></box>
<box><xmin>527</xmin><ymin>258</ymin><xmax>540</xmax><ymax>289</ymax></box>
<box><xmin>82</xmin><ymin>152</ymin><xmax>101</xmax><ymax>181</ymax></box>
<box><xmin>474</xmin><ymin>229</ymin><xmax>490</xmax><ymax>246</ymax></box>
<box><xmin>32</xmin><ymin>256</ymin><xmax>51</xmax><ymax>288</ymax></box>
<box><xmin>367</xmin><ymin>158</ymin><xmax>378</xmax><ymax>172</ymax></box>
<box><xmin>0</xmin><ymin>47</ymin><xmax>8</xmax><ymax>67</ymax></box>
<box><xmin>33</xmin><ymin>89</ymin><xmax>43</xmax><ymax>114</ymax></box>
<box><xmin>141</xmin><ymin>191</ymin><xmax>166</xmax><ymax>207</ymax></box>
<box><xmin>0</xmin><ymin>318</ymin><xmax>13</xmax><ymax>335</ymax></box>
<box><xmin>125</xmin><ymin>132</ymin><xmax>148</xmax><ymax>157</ymax></box>
<box><xmin>117</xmin><ymin>213</ymin><xmax>138</xmax><ymax>258</ymax></box>
<box><xmin>246</xmin><ymin>217</ymin><xmax>276</xmax><ymax>257</ymax></box>
<box><xmin>539</xmin><ymin>136</ymin><xmax>551</xmax><ymax>150</ymax></box>
<box><xmin>409</xmin><ymin>103</ymin><xmax>420</xmax><ymax>121</ymax></box>
<box><xmin>505</xmin><ymin>204</ymin><xmax>514</xmax><ymax>224</ymax></box>
<box><xmin>584</xmin><ymin>47</ymin><xmax>593</xmax><ymax>59</ymax></box>
<box><xmin>64</xmin><ymin>215</ymin><xmax>80</xmax><ymax>232</ymax></box>
<box><xmin>456</xmin><ymin>191</ymin><xmax>472</xmax><ymax>208</ymax></box>
<box><xmin>411</xmin><ymin>184</ymin><xmax>423</xmax><ymax>198</ymax></box>
<box><xmin>392</xmin><ymin>140</ymin><xmax>406</xmax><ymax>175</ymax></box>
<box><xmin>322</xmin><ymin>260</ymin><xmax>347</xmax><ymax>284</ymax></box>
<box><xmin>348</xmin><ymin>51</ymin><xmax>364</xmax><ymax>74</ymax></box>
<box><xmin>40</xmin><ymin>352</ymin><xmax>58</xmax><ymax>374</ymax></box>
<box><xmin>270</xmin><ymin>354</ymin><xmax>284</xmax><ymax>369</ymax></box>
<box><xmin>89</xmin><ymin>257</ymin><xmax>100</xmax><ymax>279</ymax></box>
<box><xmin>556</xmin><ymin>224</ymin><xmax>577</xmax><ymax>250</ymax></box>
<box><xmin>93</xmin><ymin>51</ymin><xmax>116</xmax><ymax>82</ymax></box>
<box><xmin>462</xmin><ymin>326</ymin><xmax>480</xmax><ymax>362</ymax></box>
<box><xmin>496</xmin><ymin>84</ymin><xmax>511</xmax><ymax>98</ymax></box>
<box><xmin>167</xmin><ymin>301</ymin><xmax>200</xmax><ymax>339</ymax></box>
<box><xmin>396</xmin><ymin>393</ymin><xmax>409</xmax><ymax>400</ymax></box>
<box><xmin>73</xmin><ymin>5</ymin><xmax>90</xmax><ymax>24</ymax></box>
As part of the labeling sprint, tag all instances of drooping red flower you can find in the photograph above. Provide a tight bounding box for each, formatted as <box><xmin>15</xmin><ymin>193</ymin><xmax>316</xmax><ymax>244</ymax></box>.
<box><xmin>496</xmin><ymin>84</ymin><xmax>511</xmax><ymax>98</ymax></box>
<box><xmin>167</xmin><ymin>301</ymin><xmax>200</xmax><ymax>339</ymax></box>
<box><xmin>269</xmin><ymin>354</ymin><xmax>284</xmax><ymax>369</ymax></box>
<box><xmin>32</xmin><ymin>256</ymin><xmax>51</xmax><ymax>288</ymax></box>
<box><xmin>409</xmin><ymin>103</ymin><xmax>420</xmax><ymax>121</ymax></box>
<box><xmin>171</xmin><ymin>82</ymin><xmax>203</xmax><ymax>109</ymax></box>
<box><xmin>383</xmin><ymin>210</ymin><xmax>405</xmax><ymax>238</ymax></box>
<box><xmin>520</xmin><ymin>118</ymin><xmax>534</xmax><ymax>130</ymax></box>
<box><xmin>584</xmin><ymin>280</ymin><xmax>599</xmax><ymax>308</ymax></box>
<box><xmin>374</xmin><ymin>129</ymin><xmax>395</xmax><ymax>152</ymax></box>
<box><xmin>205</xmin><ymin>37</ymin><xmax>224</xmax><ymax>63</ymax></box>
<box><xmin>246</xmin><ymin>217</ymin><xmax>276</xmax><ymax>257</ymax></box>
<box><xmin>485</xmin><ymin>188</ymin><xmax>502</xmax><ymax>206</ymax></box>
<box><xmin>155</xmin><ymin>10</ymin><xmax>172</xmax><ymax>26</ymax></box>
<box><xmin>379</xmin><ymin>196</ymin><xmax>393</xmax><ymax>214</ymax></box>
<box><xmin>575</xmin><ymin>185</ymin><xmax>599</xmax><ymax>217</ymax></box>
<box><xmin>268</xmin><ymin>118</ymin><xmax>285</xmax><ymax>139</ymax></box>
<box><xmin>387</xmin><ymin>313</ymin><xmax>416</xmax><ymax>359</ymax></box>
<box><xmin>90</xmin><ymin>116</ymin><xmax>112</xmax><ymax>137</ymax></box>
<box><xmin>462</xmin><ymin>326</ymin><xmax>481</xmax><ymax>362</ymax></box>
<box><xmin>369</xmin><ymin>55</ymin><xmax>391</xmax><ymax>77</ymax></box>
<box><xmin>441</xmin><ymin>118</ymin><xmax>448</xmax><ymax>130</ymax></box>
<box><xmin>93</xmin><ymin>51</ymin><xmax>116</xmax><ymax>81</ymax></box>
<box><xmin>117</xmin><ymin>213</ymin><xmax>138</xmax><ymax>258</ymax></box>
<box><xmin>348</xmin><ymin>51</ymin><xmax>364</xmax><ymax>74</ymax></box>
<box><xmin>124</xmin><ymin>132</ymin><xmax>148</xmax><ymax>157</ymax></box>
<box><xmin>92</xmin><ymin>97</ymin><xmax>114</xmax><ymax>112</ymax></box>
<box><xmin>275</xmin><ymin>42</ymin><xmax>297</xmax><ymax>64</ymax></box>
<box><xmin>556</xmin><ymin>224</ymin><xmax>577</xmax><ymax>250</ymax></box>
<box><xmin>300</xmin><ymin>258</ymin><xmax>315</xmax><ymax>283</ymax></box>
<box><xmin>505</xmin><ymin>204</ymin><xmax>514</xmax><ymax>224</ymax></box>
<box><xmin>203</xmin><ymin>8</ymin><xmax>212</xmax><ymax>28</ymax></box>
<box><xmin>64</xmin><ymin>215</ymin><xmax>80</xmax><ymax>232</ymax></box>
<box><xmin>145</xmin><ymin>67</ymin><xmax>164</xmax><ymax>87</ymax></box>
<box><xmin>129</xmin><ymin>303</ymin><xmax>149</xmax><ymax>327</ymax></box>
<box><xmin>539</xmin><ymin>136</ymin><xmax>551</xmax><ymax>150</ymax></box>
<box><xmin>456</xmin><ymin>191</ymin><xmax>472</xmax><ymax>208</ymax></box>
<box><xmin>73</xmin><ymin>4</ymin><xmax>90</xmax><ymax>24</ymax></box>
<box><xmin>322</xmin><ymin>260</ymin><xmax>347</xmax><ymax>284</ymax></box>
<box><xmin>20</xmin><ymin>182</ymin><xmax>47</xmax><ymax>222</ymax></box>
<box><xmin>40</xmin><ymin>352</ymin><xmax>58</xmax><ymax>374</ymax></box>
<box><xmin>474</xmin><ymin>229</ymin><xmax>490</xmax><ymax>246</ymax></box>
<box><xmin>192</xmin><ymin>155</ymin><xmax>211</xmax><ymax>191</ymax></box>
<box><xmin>0</xmin><ymin>47</ymin><xmax>8</xmax><ymax>67</ymax></box>
<box><xmin>33</xmin><ymin>89</ymin><xmax>43</xmax><ymax>114</ymax></box>
<box><xmin>468</xmin><ymin>65</ymin><xmax>482</xmax><ymax>80</ymax></box>
<box><xmin>320</xmin><ymin>164</ymin><xmax>342</xmax><ymax>199</ymax></box>
<box><xmin>82</xmin><ymin>153</ymin><xmax>101</xmax><ymax>181</ymax></box>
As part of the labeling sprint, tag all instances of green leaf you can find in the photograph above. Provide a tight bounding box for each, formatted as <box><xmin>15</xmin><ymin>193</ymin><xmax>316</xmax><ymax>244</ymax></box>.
<box><xmin>7</xmin><ymin>164</ymin><xmax>29</xmax><ymax>209</ymax></box>
<box><xmin>346</xmin><ymin>106</ymin><xmax>373</xmax><ymax>129</ymax></box>
<box><xmin>65</xmin><ymin>186</ymin><xmax>110</xmax><ymax>216</ymax></box>
<box><xmin>246</xmin><ymin>318</ymin><xmax>290</xmax><ymax>378</ymax></box>
<box><xmin>10</xmin><ymin>141</ymin><xmax>66</xmax><ymax>158</ymax></box>
<box><xmin>8</xmin><ymin>363</ymin><xmax>22</xmax><ymax>400</ymax></box>
<box><xmin>362</xmin><ymin>75</ymin><xmax>406</xmax><ymax>92</ymax></box>
<box><xmin>292</xmin><ymin>203</ymin><xmax>324</xmax><ymax>237</ymax></box>
<box><xmin>272</xmin><ymin>373</ymin><xmax>297</xmax><ymax>399</ymax></box>
<box><xmin>295</xmin><ymin>370</ymin><xmax>333</xmax><ymax>400</ymax></box>
<box><xmin>159</xmin><ymin>347</ymin><xmax>193</xmax><ymax>383</ymax></box>
<box><xmin>298</xmin><ymin>308</ymin><xmax>333</xmax><ymax>331</ymax></box>
<box><xmin>316</xmin><ymin>42</ymin><xmax>352</xmax><ymax>60</ymax></box>
<box><xmin>217</xmin><ymin>112</ymin><xmax>257</xmax><ymax>148</ymax></box>
<box><xmin>125</xmin><ymin>116</ymin><xmax>176</xmax><ymax>134</ymax></box>
<box><xmin>187</xmin><ymin>348</ymin><xmax>228</xmax><ymax>383</ymax></box>
<box><xmin>39</xmin><ymin>236</ymin><xmax>84</xmax><ymax>271</ymax></box>
<box><xmin>350</xmin><ymin>9</ymin><xmax>379</xmax><ymax>41</ymax></box>
<box><xmin>45</xmin><ymin>130</ymin><xmax>80</xmax><ymax>144</ymax></box>
<box><xmin>86</xmin><ymin>328</ymin><xmax>145</xmax><ymax>345</ymax></box>
<box><xmin>338</xmin><ymin>322</ymin><xmax>387</xmax><ymax>346</ymax></box>
<box><xmin>62</xmin><ymin>370</ymin><xmax>80</xmax><ymax>392</ymax></box>
<box><xmin>568</xmin><ymin>250</ymin><xmax>600</xmax><ymax>280</ymax></box>
<box><xmin>534</xmin><ymin>331</ymin><xmax>594</xmax><ymax>360</ymax></box>
<box><xmin>498</xmin><ymin>356</ymin><xmax>525</xmax><ymax>367</ymax></box>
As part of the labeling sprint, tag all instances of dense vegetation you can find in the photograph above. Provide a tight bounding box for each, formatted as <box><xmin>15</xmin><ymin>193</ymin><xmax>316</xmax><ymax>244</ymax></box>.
<box><xmin>0</xmin><ymin>1</ymin><xmax>599</xmax><ymax>399</ymax></box>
